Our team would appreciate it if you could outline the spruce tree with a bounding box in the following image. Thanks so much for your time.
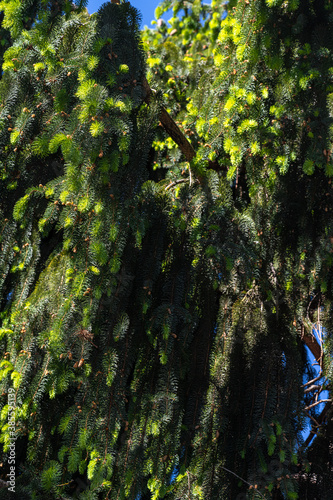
[0,0,332,499]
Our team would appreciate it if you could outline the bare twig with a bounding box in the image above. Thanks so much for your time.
[303,409,321,428]
[303,401,330,448]
[165,179,189,191]
[304,384,322,394]
[304,399,331,411]
[186,470,191,500]
[221,465,266,499]
[301,373,322,387]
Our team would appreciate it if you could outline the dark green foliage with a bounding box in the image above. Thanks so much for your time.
[0,0,332,499]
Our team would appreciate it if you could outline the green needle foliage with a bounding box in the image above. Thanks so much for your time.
[0,0,332,498]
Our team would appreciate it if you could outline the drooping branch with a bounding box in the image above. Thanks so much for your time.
[142,72,332,461]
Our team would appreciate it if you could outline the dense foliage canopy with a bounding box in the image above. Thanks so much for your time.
[0,0,332,498]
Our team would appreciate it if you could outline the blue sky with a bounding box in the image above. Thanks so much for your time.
[86,0,160,28]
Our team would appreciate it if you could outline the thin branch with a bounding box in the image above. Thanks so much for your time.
[165,179,189,191]
[221,465,267,499]
[301,373,322,387]
[302,401,330,448]
[303,409,321,428]
[304,399,331,411]
[303,428,318,449]
[186,470,191,500]
[304,384,322,394]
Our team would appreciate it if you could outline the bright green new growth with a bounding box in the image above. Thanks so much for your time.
[0,0,333,498]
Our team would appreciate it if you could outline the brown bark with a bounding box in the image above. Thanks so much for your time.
[159,107,196,162]
[301,330,322,361]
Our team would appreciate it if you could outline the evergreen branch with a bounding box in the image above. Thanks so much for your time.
[1,0,333,496]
